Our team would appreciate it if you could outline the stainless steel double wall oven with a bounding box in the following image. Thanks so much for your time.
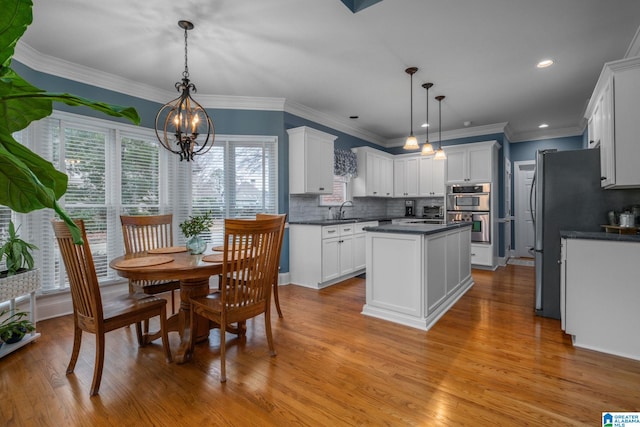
[446,183,491,243]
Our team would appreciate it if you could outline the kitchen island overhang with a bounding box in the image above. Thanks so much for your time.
[361,222,474,331]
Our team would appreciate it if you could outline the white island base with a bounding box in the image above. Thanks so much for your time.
[362,223,474,331]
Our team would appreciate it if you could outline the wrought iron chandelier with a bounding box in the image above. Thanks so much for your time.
[155,20,214,161]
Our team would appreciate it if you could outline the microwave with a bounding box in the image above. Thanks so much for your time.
[447,183,490,212]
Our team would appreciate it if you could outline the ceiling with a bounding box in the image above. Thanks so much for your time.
[15,0,640,146]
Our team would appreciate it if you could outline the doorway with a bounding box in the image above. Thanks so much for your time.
[514,161,535,258]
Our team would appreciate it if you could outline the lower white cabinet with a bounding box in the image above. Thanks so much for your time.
[290,221,378,289]
[561,237,640,361]
[470,243,493,267]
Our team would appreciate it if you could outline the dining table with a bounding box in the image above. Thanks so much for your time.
[109,248,227,363]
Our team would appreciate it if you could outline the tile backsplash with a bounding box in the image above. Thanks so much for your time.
[289,195,444,221]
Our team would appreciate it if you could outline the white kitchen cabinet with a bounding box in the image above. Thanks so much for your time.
[321,223,355,282]
[287,126,336,194]
[470,243,492,267]
[352,147,394,197]
[393,157,419,197]
[561,236,640,361]
[418,155,445,197]
[585,57,640,188]
[290,221,378,289]
[353,221,376,271]
[444,141,496,184]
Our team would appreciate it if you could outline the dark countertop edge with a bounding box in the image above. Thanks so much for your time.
[363,222,472,235]
[289,216,397,225]
[560,230,640,243]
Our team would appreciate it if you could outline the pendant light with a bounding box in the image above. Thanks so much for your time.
[403,67,419,150]
[434,95,447,160]
[421,83,434,155]
[155,20,214,162]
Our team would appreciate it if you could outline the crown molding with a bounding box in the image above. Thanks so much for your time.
[13,41,175,103]
[13,41,385,143]
[283,99,387,145]
[385,122,508,148]
[13,41,287,111]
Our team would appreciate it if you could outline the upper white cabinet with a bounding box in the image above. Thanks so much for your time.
[393,157,419,197]
[585,57,640,188]
[418,155,445,197]
[352,147,394,197]
[288,126,336,194]
[444,141,498,184]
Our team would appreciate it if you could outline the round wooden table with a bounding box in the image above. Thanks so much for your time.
[109,251,223,363]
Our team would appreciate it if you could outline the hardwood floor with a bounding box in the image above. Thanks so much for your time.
[1,265,639,426]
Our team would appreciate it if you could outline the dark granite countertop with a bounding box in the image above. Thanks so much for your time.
[560,230,640,243]
[289,216,397,226]
[363,222,472,236]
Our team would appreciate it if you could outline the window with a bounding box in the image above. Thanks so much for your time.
[319,175,349,206]
[14,111,278,293]
[30,113,163,291]
[190,136,278,247]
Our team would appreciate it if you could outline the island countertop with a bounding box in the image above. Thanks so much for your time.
[363,222,472,235]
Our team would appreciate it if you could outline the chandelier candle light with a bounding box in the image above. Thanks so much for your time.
[155,20,214,161]
[403,67,419,150]
[421,82,434,155]
[434,95,447,160]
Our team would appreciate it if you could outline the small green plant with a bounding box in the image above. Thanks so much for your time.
[0,220,38,276]
[0,310,35,343]
[179,210,214,238]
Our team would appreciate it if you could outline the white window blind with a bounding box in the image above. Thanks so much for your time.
[26,112,164,292]
[190,136,278,247]
[121,135,160,215]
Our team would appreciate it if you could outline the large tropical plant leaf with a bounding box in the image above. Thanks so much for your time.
[0,0,142,244]
[0,0,32,68]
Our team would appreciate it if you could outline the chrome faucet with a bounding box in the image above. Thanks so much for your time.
[338,200,353,219]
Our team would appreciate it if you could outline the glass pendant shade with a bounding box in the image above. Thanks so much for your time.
[421,142,434,155]
[403,67,419,150]
[434,147,447,160]
[404,134,419,150]
[155,20,214,162]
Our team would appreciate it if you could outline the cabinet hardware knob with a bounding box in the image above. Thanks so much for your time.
[600,177,606,181]
[319,187,325,190]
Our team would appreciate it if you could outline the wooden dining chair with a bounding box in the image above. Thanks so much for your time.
[120,214,180,315]
[52,219,172,396]
[188,217,282,382]
[256,213,287,318]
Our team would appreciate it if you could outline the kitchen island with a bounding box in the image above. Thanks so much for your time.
[361,222,473,331]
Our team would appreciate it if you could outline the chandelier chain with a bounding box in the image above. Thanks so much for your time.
[183,25,189,79]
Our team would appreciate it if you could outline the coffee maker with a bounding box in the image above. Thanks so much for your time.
[405,200,415,217]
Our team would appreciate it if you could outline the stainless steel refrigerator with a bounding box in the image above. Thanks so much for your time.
[531,148,640,319]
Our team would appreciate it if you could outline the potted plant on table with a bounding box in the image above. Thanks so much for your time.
[180,210,214,254]
[0,309,35,346]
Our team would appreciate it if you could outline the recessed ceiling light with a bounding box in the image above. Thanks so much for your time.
[421,122,429,128]
[539,123,549,128]
[537,59,554,68]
